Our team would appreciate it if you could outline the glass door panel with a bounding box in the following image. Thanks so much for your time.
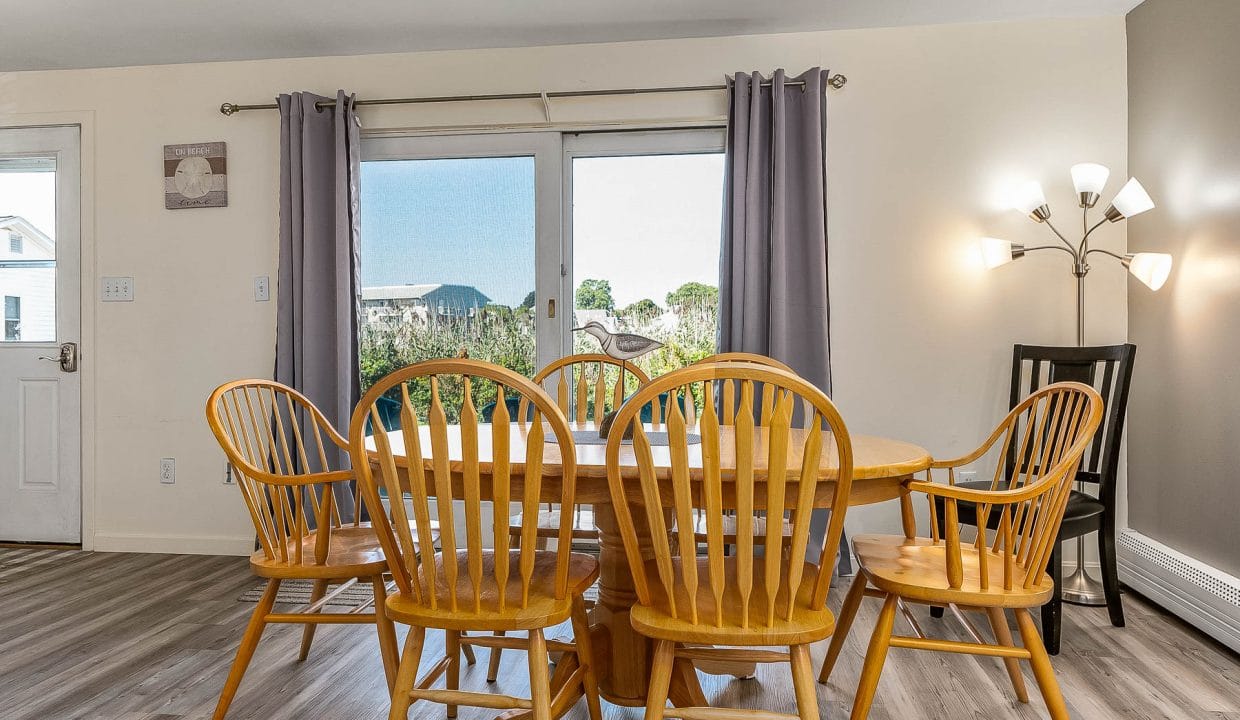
[0,156,57,343]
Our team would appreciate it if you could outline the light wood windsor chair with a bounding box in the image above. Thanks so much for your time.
[485,354,649,680]
[351,359,602,720]
[205,379,402,720]
[818,382,1104,720]
[606,362,855,720]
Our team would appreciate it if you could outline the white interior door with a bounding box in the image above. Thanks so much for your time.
[0,126,81,544]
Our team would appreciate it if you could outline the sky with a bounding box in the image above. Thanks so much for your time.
[0,170,57,240]
[359,152,723,309]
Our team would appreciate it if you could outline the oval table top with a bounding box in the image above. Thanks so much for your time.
[369,422,932,506]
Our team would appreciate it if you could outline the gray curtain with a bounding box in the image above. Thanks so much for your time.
[276,90,362,522]
[719,68,846,570]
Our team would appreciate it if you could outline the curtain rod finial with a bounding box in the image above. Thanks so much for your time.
[219,102,239,116]
[828,74,847,90]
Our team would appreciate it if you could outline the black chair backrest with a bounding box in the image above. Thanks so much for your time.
[1008,344,1136,508]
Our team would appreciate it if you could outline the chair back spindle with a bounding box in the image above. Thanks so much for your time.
[351,359,578,619]
[606,363,853,630]
[205,380,358,569]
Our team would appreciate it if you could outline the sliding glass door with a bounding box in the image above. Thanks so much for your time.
[358,128,725,389]
[562,130,725,376]
[359,133,563,392]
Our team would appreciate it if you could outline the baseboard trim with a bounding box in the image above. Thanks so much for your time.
[92,532,253,556]
[1118,529,1240,654]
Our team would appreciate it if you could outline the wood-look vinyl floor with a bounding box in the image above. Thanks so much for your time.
[0,548,1237,719]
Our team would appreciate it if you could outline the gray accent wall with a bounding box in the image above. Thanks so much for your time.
[1127,0,1240,576]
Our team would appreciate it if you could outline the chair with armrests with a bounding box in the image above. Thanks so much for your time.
[819,382,1103,720]
[205,379,403,719]
[351,359,601,720]
[608,361,855,720]
[929,343,1135,654]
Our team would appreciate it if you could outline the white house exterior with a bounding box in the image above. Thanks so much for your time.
[0,216,55,342]
[361,283,491,325]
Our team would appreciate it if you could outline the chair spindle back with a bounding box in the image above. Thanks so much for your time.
[350,359,578,616]
[606,362,853,628]
[923,382,1103,592]
[206,380,358,567]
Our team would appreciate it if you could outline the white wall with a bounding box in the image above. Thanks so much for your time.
[0,17,1129,554]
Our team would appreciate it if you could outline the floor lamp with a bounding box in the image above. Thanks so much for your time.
[977,163,1172,605]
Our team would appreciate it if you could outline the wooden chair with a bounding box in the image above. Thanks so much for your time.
[205,379,401,720]
[929,343,1135,654]
[606,362,855,720]
[819,382,1104,720]
[350,359,602,720]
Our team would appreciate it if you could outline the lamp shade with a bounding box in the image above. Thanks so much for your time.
[979,237,1023,269]
[1013,181,1048,214]
[1070,163,1110,194]
[1126,252,1173,291]
[1109,178,1155,219]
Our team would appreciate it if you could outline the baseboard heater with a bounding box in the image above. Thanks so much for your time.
[1118,529,1240,654]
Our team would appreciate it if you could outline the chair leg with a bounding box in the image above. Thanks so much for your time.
[645,639,676,720]
[985,607,1029,704]
[570,595,603,720]
[849,594,898,720]
[459,632,477,665]
[298,579,329,662]
[486,631,506,683]
[527,629,553,720]
[446,631,461,718]
[371,576,399,693]
[790,644,821,720]
[1015,608,1070,720]
[214,579,280,720]
[819,571,867,684]
[1042,541,1063,655]
[1099,513,1125,628]
[388,626,426,720]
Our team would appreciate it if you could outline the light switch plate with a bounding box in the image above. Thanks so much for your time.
[101,276,134,302]
[254,276,270,302]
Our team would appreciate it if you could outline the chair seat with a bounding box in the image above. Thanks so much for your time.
[940,481,1105,538]
[853,533,1054,608]
[249,526,390,580]
[385,549,599,631]
[629,556,834,646]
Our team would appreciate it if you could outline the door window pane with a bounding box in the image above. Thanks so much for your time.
[571,153,724,378]
[359,156,537,420]
[0,157,56,343]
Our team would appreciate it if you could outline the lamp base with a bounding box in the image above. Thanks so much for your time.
[1061,562,1108,606]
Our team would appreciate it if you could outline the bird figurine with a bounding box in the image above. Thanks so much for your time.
[572,321,664,361]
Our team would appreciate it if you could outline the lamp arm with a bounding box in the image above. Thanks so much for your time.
[1085,247,1127,262]
[1041,218,1079,255]
[1026,244,1078,258]
[1079,217,1109,254]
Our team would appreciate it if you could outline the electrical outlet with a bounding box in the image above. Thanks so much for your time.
[101,276,134,302]
[160,457,175,484]
[958,470,978,484]
[223,463,236,485]
[254,275,270,302]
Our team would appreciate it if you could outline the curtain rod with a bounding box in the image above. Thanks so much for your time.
[218,74,847,116]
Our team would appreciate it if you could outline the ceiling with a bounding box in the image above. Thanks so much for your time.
[2,0,1143,72]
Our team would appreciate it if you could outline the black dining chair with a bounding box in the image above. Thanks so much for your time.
[930,343,1135,654]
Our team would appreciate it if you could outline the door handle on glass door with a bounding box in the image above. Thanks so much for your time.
[37,342,78,373]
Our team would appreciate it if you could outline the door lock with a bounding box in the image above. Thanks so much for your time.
[38,342,78,373]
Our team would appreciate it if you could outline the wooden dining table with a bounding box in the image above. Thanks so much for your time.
[370,421,931,712]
